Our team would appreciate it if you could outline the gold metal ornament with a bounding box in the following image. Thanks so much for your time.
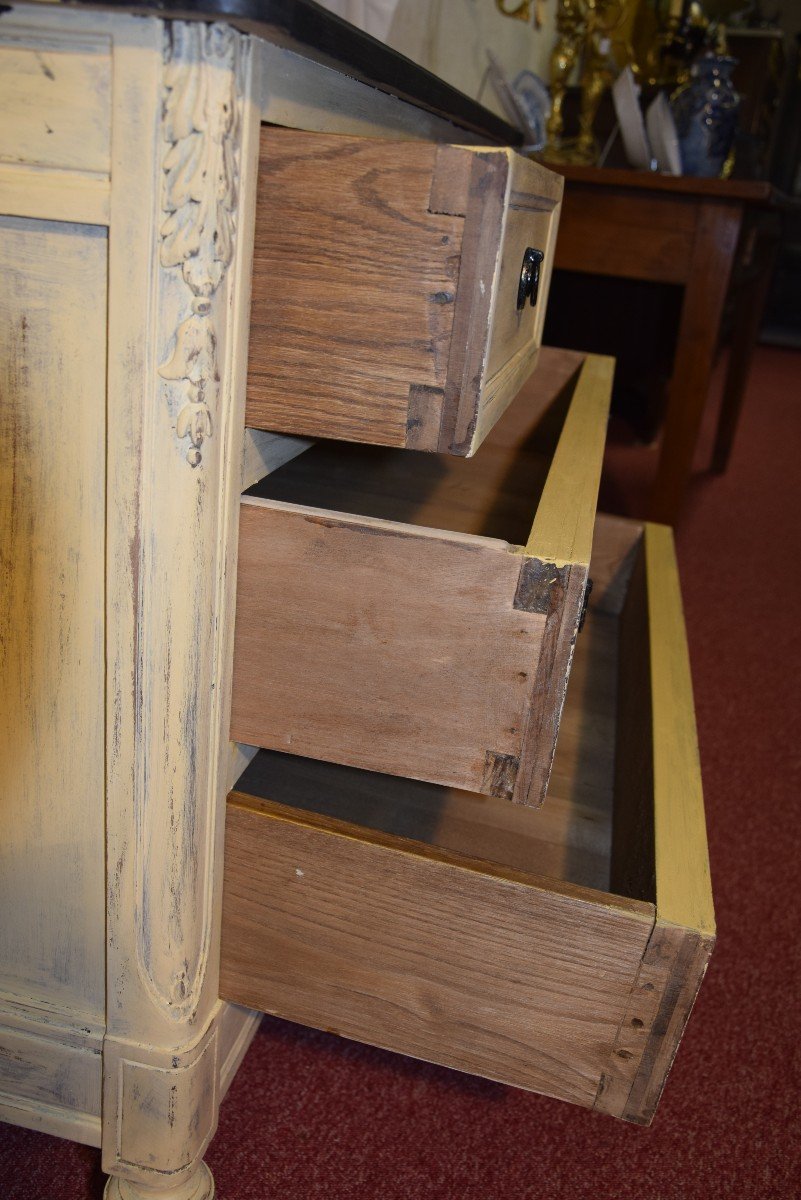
[545,0,634,163]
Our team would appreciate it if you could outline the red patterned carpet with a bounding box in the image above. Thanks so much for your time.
[2,346,800,1199]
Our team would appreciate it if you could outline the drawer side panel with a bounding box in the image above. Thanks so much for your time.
[231,501,545,796]
[247,130,462,446]
[221,798,654,1109]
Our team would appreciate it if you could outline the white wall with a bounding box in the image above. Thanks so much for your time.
[317,0,555,119]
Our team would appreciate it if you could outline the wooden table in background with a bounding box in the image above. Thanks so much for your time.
[546,165,781,524]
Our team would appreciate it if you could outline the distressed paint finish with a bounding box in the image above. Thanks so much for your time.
[100,15,262,1197]
[0,214,107,1139]
[0,2,713,1191]
[0,214,107,1018]
[133,18,244,1019]
[0,29,111,174]
[0,4,497,1189]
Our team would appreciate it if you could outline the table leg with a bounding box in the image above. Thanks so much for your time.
[710,227,779,474]
[648,202,743,524]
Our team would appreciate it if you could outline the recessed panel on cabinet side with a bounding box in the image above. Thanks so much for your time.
[0,216,107,1030]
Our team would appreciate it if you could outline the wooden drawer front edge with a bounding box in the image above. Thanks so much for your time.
[599,520,714,1123]
[222,519,714,1123]
[428,143,563,456]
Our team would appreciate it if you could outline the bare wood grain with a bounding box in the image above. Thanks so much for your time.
[221,791,653,1109]
[242,347,577,544]
[247,130,562,455]
[223,517,713,1123]
[431,148,562,454]
[507,353,613,804]
[225,598,619,892]
[620,924,713,1123]
[436,146,509,453]
[512,561,588,807]
[231,500,546,796]
[588,513,644,616]
[247,130,461,446]
[233,350,608,803]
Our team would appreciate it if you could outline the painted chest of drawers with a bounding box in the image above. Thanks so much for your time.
[0,3,713,1197]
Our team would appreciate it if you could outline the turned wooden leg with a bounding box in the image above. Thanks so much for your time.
[104,1163,214,1200]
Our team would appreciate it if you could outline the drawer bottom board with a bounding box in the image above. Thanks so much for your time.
[221,519,714,1124]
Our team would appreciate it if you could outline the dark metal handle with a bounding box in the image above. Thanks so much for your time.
[517,246,544,311]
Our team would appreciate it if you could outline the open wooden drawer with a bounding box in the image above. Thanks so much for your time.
[221,515,714,1124]
[246,128,563,456]
[231,349,610,808]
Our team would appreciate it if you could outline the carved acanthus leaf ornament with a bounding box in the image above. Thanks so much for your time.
[158,21,240,467]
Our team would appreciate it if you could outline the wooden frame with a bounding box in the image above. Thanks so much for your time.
[231,348,611,807]
[222,514,715,1125]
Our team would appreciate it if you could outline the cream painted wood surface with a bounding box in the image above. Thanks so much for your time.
[527,354,614,568]
[482,160,563,385]
[0,31,111,174]
[646,523,714,937]
[0,165,110,225]
[0,214,107,1140]
[1,4,514,1192]
[100,17,264,1197]
[257,38,482,143]
[0,1000,102,1147]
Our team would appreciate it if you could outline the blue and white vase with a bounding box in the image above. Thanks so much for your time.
[671,54,740,178]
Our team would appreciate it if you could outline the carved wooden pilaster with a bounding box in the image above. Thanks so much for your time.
[103,17,261,1194]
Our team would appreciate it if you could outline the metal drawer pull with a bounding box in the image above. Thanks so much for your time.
[517,246,544,310]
